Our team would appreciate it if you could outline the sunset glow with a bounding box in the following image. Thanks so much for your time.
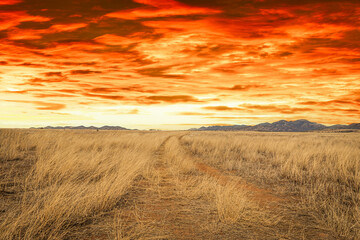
[1,0,359,129]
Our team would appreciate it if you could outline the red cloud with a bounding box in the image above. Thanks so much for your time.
[90,87,117,93]
[2,0,360,127]
[217,84,266,91]
[8,28,44,40]
[106,0,221,20]
[70,70,102,75]
[94,34,139,46]
[0,11,51,31]
[145,95,201,103]
[0,0,22,5]
[134,0,179,8]
[50,23,88,32]
[7,22,88,40]
[43,72,63,77]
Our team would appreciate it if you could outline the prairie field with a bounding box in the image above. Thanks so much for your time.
[0,129,359,239]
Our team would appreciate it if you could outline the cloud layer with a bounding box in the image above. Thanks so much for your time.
[1,0,359,128]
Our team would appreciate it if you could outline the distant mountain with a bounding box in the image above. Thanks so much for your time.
[190,120,360,132]
[99,126,129,130]
[348,123,360,129]
[327,124,348,129]
[32,125,130,130]
[194,125,248,131]
[251,119,326,132]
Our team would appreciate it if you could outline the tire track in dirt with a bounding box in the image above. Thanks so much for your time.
[177,134,284,207]
[112,134,222,239]
[195,162,284,206]
[177,134,334,240]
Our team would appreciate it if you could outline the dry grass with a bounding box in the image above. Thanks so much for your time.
[1,129,359,239]
[180,131,360,239]
[0,129,170,239]
[215,182,251,224]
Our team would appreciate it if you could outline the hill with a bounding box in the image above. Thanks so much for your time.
[191,119,360,132]
[32,125,130,130]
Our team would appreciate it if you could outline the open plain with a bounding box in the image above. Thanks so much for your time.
[0,129,359,239]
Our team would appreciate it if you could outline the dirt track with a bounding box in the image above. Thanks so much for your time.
[105,134,334,239]
[111,135,222,239]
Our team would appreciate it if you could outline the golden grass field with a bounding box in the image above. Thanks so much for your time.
[0,129,359,239]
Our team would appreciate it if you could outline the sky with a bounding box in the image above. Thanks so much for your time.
[0,0,359,129]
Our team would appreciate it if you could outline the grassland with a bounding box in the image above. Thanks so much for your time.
[0,129,359,239]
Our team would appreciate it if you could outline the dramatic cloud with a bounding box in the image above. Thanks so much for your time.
[0,11,51,31]
[217,84,266,91]
[1,0,360,128]
[6,100,66,110]
[145,95,201,103]
[70,70,102,75]
[49,23,88,32]
[105,0,222,20]
[0,0,22,5]
[43,72,63,77]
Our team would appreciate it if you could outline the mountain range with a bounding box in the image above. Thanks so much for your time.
[31,120,360,132]
[190,120,360,132]
[32,125,130,130]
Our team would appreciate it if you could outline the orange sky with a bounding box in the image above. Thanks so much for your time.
[1,0,359,129]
